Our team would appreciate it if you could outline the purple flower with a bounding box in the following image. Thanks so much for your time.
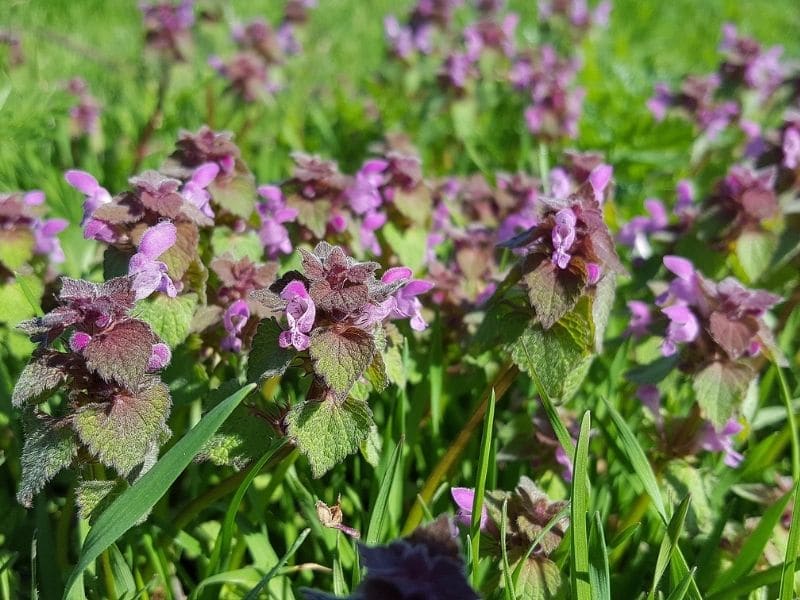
[440,52,475,90]
[33,218,68,263]
[699,420,743,467]
[675,179,695,219]
[221,299,250,352]
[278,280,316,351]
[647,83,672,121]
[549,167,571,199]
[637,385,661,418]
[661,304,700,356]
[64,170,115,242]
[128,221,178,301]
[69,331,92,353]
[450,487,488,530]
[257,185,298,258]
[381,267,434,331]
[554,446,574,482]
[360,210,387,256]
[551,207,577,269]
[346,159,387,214]
[589,164,613,204]
[626,300,652,338]
[783,126,800,170]
[182,162,219,219]
[148,342,172,370]
[618,198,668,258]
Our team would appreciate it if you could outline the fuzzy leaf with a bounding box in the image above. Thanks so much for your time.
[309,327,376,397]
[693,361,754,427]
[17,414,78,507]
[200,404,275,469]
[286,397,374,477]
[289,196,331,239]
[133,293,197,348]
[210,172,256,218]
[736,230,776,284]
[382,222,427,272]
[0,228,35,270]
[591,273,616,352]
[84,319,157,387]
[73,380,171,476]
[160,221,200,280]
[247,318,297,383]
[708,312,758,360]
[513,558,562,600]
[364,351,389,393]
[75,479,126,522]
[12,353,67,407]
[525,259,584,329]
[511,300,593,401]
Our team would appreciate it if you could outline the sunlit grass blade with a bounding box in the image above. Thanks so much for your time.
[195,568,262,594]
[429,309,443,438]
[201,439,286,593]
[365,437,404,545]
[588,512,610,600]
[108,544,136,599]
[775,363,800,481]
[500,499,515,600]
[707,559,800,599]
[571,411,591,600]
[708,488,792,593]
[602,398,701,600]
[246,528,310,600]
[471,389,496,588]
[648,496,690,600]
[665,567,697,600]
[609,522,640,549]
[62,383,256,600]
[779,480,800,600]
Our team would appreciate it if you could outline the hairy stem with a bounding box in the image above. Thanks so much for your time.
[402,361,519,535]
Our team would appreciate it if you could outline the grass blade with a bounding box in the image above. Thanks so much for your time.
[62,383,256,599]
[202,439,286,590]
[649,496,690,599]
[571,411,592,600]
[779,480,800,600]
[512,504,571,589]
[708,488,792,593]
[470,389,497,588]
[500,499,515,600]
[665,567,697,600]
[588,512,610,600]
[244,528,311,600]
[365,437,404,545]
[775,363,800,481]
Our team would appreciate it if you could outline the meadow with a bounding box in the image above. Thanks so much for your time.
[1,0,800,598]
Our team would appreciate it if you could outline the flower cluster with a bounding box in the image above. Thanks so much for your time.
[66,77,101,138]
[140,0,195,61]
[13,277,172,506]
[209,4,313,103]
[0,190,67,275]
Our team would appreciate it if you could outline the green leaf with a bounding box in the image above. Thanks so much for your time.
[571,412,592,600]
[0,274,44,324]
[500,500,515,600]
[693,361,754,427]
[525,260,584,330]
[365,437,404,545]
[108,544,136,598]
[779,481,800,600]
[200,404,276,469]
[246,318,297,384]
[132,293,197,348]
[0,228,35,270]
[73,380,171,476]
[649,496,690,599]
[288,197,331,239]
[17,413,78,507]
[381,222,427,272]
[309,327,376,397]
[709,489,792,593]
[590,273,616,353]
[514,558,562,600]
[588,512,610,600]
[210,228,264,262]
[12,354,67,407]
[735,230,776,284]
[626,355,679,385]
[62,383,256,599]
[512,295,593,404]
[209,172,257,219]
[286,397,375,477]
[75,480,125,522]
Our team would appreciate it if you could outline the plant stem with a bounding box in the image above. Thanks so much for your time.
[100,543,117,600]
[401,362,519,535]
[776,363,800,482]
[133,64,171,172]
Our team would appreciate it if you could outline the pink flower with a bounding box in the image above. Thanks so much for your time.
[182,162,219,219]
[783,127,800,170]
[661,304,700,356]
[699,420,743,467]
[554,446,574,482]
[278,281,316,351]
[551,207,577,269]
[626,300,651,338]
[222,299,250,352]
[257,185,298,258]
[346,159,387,215]
[33,218,68,263]
[65,170,115,242]
[381,267,434,331]
[148,343,172,370]
[360,210,387,256]
[451,487,488,530]
[128,222,178,300]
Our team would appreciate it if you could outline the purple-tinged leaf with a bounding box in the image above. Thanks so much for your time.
[84,320,157,387]
[309,327,376,397]
[17,412,78,507]
[12,352,69,407]
[708,311,759,359]
[524,257,585,330]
